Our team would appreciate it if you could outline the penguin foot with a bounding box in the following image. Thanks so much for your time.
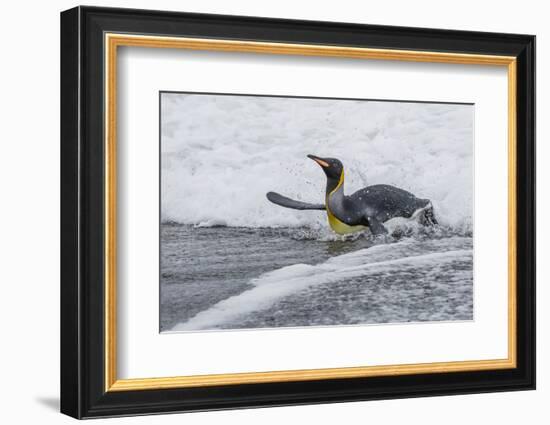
[419,203,438,226]
[411,202,438,227]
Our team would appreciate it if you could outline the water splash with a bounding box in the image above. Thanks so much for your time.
[161,94,473,232]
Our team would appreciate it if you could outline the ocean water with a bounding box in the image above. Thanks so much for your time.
[161,225,473,332]
[160,93,474,332]
[161,94,473,230]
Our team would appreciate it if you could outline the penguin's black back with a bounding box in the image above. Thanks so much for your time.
[347,184,430,223]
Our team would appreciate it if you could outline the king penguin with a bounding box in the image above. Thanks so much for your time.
[266,154,437,236]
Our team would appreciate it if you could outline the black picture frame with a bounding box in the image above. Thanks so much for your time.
[61,5,535,419]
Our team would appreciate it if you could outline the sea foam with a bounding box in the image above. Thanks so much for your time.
[161,94,473,230]
[171,237,473,331]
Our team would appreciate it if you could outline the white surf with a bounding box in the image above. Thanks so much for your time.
[171,237,473,331]
[161,94,473,232]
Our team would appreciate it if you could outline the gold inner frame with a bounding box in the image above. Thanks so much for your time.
[104,33,517,392]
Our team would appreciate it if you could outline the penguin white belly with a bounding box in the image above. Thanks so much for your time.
[325,169,368,235]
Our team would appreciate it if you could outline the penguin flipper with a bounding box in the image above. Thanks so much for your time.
[366,216,388,236]
[266,192,326,210]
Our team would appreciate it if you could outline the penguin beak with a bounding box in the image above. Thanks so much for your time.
[307,154,329,168]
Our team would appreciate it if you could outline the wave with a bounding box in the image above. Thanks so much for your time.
[161,93,473,231]
[170,237,473,332]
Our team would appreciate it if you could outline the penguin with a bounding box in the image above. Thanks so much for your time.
[266,154,437,236]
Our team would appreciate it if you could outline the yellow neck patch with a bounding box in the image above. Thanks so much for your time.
[325,170,368,235]
[326,209,368,235]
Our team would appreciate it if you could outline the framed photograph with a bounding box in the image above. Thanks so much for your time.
[60,6,535,419]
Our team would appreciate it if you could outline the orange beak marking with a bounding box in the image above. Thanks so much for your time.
[313,158,330,168]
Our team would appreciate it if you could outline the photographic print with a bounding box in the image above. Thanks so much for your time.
[160,92,474,333]
[61,9,535,416]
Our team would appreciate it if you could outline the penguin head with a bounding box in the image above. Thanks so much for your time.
[307,154,343,180]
